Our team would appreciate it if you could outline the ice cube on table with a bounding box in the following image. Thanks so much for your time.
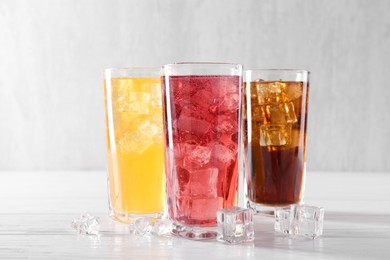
[259,124,291,146]
[274,204,325,239]
[151,219,173,236]
[189,167,219,197]
[295,205,325,239]
[71,213,100,235]
[134,217,152,236]
[217,207,254,244]
[274,206,294,235]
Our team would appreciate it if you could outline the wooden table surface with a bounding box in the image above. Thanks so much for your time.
[0,171,389,259]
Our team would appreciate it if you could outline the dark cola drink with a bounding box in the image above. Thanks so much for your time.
[244,78,309,209]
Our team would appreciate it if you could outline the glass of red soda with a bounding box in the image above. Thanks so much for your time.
[161,63,243,239]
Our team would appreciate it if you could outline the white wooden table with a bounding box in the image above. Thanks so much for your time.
[1,171,389,259]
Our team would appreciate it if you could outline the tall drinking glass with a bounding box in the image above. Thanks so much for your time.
[103,68,166,223]
[162,63,242,239]
[243,69,309,214]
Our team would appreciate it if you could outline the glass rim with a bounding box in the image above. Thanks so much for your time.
[163,62,242,68]
[104,67,161,73]
[245,68,310,74]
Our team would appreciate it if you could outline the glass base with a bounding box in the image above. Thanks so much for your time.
[247,201,275,216]
[248,201,301,217]
[109,209,164,223]
[171,222,218,240]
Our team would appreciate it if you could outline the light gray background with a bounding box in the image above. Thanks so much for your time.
[0,0,389,171]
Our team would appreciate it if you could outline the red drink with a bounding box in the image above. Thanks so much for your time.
[162,75,240,228]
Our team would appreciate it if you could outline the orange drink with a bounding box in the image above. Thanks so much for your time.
[104,68,165,223]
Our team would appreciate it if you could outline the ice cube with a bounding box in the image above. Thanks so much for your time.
[183,145,212,168]
[176,114,211,136]
[274,206,294,235]
[111,78,132,101]
[134,217,152,236]
[259,124,291,146]
[71,213,100,235]
[295,205,325,239]
[210,77,239,97]
[190,197,220,220]
[217,207,254,244]
[215,115,238,135]
[122,92,151,114]
[118,130,154,153]
[180,104,215,123]
[211,144,235,164]
[117,116,160,153]
[256,81,287,105]
[150,83,162,107]
[151,219,173,236]
[250,105,265,122]
[191,89,215,110]
[274,204,325,239]
[219,93,240,112]
[189,168,219,197]
[220,134,238,152]
[175,166,190,196]
[137,120,160,138]
[261,102,297,125]
[285,82,303,101]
